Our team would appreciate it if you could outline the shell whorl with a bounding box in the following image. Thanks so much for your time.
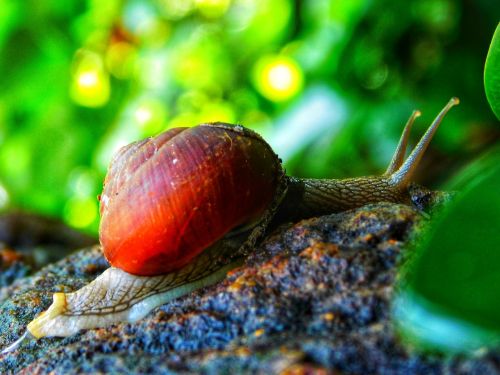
[99,123,282,276]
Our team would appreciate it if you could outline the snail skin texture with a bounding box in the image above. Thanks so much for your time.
[4,98,459,350]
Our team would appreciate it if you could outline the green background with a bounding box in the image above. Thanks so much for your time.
[0,0,498,233]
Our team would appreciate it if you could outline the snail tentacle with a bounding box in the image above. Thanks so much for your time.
[0,330,35,355]
[390,97,459,187]
[385,109,421,175]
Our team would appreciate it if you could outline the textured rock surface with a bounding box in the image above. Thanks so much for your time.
[0,199,498,374]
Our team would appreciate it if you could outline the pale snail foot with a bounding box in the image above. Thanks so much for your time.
[1,262,236,352]
[26,261,240,339]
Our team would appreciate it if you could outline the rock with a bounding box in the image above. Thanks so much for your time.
[0,211,97,289]
[0,200,498,374]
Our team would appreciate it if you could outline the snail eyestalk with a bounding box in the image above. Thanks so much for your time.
[385,110,421,175]
[390,97,460,187]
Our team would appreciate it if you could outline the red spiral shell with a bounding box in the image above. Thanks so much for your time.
[99,123,281,276]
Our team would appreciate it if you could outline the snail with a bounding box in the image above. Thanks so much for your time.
[2,97,459,353]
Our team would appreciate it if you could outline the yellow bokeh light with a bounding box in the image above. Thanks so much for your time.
[269,65,294,90]
[138,19,172,47]
[195,0,231,18]
[133,98,168,135]
[63,196,98,229]
[78,71,99,87]
[158,0,195,20]
[199,102,235,123]
[253,55,304,102]
[70,50,111,108]
[135,107,153,124]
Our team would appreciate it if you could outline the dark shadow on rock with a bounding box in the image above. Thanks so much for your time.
[0,211,98,289]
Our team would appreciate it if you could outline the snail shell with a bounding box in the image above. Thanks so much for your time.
[99,123,282,276]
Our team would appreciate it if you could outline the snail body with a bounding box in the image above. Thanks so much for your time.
[9,98,459,346]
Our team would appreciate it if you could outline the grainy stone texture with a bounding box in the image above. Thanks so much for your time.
[0,192,498,374]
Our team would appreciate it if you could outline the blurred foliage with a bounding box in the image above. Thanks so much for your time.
[0,0,498,234]
[485,23,500,120]
[394,147,500,354]
[394,26,500,354]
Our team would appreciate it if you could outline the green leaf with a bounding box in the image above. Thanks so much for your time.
[485,23,500,120]
[394,147,500,354]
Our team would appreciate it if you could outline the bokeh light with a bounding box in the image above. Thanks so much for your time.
[0,183,9,210]
[252,55,304,102]
[157,0,195,20]
[70,50,110,108]
[199,101,235,123]
[0,139,31,191]
[195,0,231,18]
[123,0,171,46]
[63,196,98,230]
[225,0,291,52]
[133,97,168,135]
[67,168,98,198]
[64,168,100,231]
